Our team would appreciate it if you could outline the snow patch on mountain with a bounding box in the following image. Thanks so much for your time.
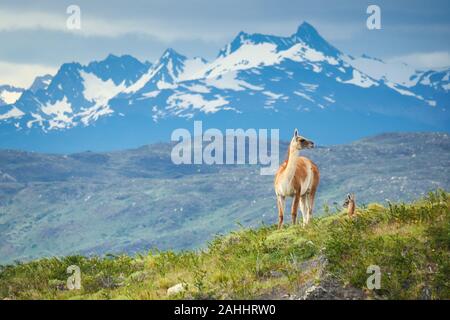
[79,104,114,125]
[285,43,339,65]
[300,83,318,92]
[81,71,127,107]
[157,80,177,90]
[41,96,74,130]
[177,57,208,81]
[0,86,24,105]
[343,55,421,87]
[385,82,418,97]
[167,93,229,114]
[339,69,378,88]
[205,71,263,91]
[0,106,24,120]
[263,91,283,99]
[0,90,22,105]
[142,90,161,98]
[183,84,210,93]
[41,96,72,116]
[324,96,335,103]
[205,43,280,78]
[27,113,44,129]
[124,64,164,94]
[294,91,315,102]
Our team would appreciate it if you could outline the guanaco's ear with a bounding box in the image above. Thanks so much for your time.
[294,128,298,137]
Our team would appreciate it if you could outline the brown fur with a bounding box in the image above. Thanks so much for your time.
[275,157,320,193]
[274,129,320,228]
[344,193,356,217]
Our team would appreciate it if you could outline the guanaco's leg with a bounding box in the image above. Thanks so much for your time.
[309,193,316,223]
[291,192,300,225]
[304,193,312,225]
[299,194,308,227]
[307,176,318,224]
[277,195,286,229]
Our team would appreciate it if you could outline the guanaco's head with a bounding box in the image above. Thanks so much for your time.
[343,193,355,207]
[290,128,314,151]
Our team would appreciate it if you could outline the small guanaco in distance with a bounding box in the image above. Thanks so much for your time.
[343,193,356,217]
[274,129,320,228]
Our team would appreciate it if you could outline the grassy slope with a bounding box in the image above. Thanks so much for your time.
[0,190,448,300]
[1,132,449,264]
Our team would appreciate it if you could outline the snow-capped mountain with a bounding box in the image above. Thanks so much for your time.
[123,48,207,95]
[2,54,149,131]
[0,22,448,152]
[0,75,53,108]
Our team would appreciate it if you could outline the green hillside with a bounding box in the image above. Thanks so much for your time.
[0,132,449,264]
[1,190,448,300]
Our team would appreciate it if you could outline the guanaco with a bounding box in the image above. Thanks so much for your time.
[274,129,320,228]
[343,193,356,217]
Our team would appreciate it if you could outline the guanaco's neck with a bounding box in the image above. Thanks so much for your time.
[284,145,299,178]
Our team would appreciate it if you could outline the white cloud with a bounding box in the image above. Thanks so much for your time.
[0,8,229,42]
[0,9,64,33]
[0,7,359,44]
[388,51,450,70]
[0,61,56,88]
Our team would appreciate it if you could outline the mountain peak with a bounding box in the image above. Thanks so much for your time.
[217,30,276,57]
[217,22,339,58]
[138,48,189,88]
[92,54,140,66]
[235,30,249,39]
[28,74,53,93]
[295,21,318,37]
[293,21,340,57]
[106,53,119,60]
[161,48,186,61]
[85,54,149,85]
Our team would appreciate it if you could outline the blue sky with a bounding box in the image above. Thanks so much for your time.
[0,0,449,87]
